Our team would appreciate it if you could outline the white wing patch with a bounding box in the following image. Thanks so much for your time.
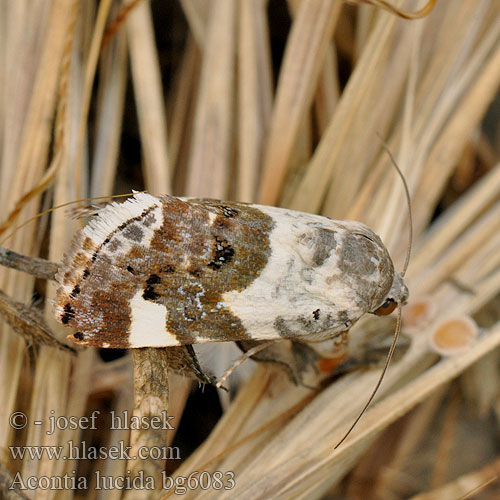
[128,289,180,347]
[82,192,160,246]
[222,206,363,342]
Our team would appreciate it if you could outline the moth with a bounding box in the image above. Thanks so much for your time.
[53,192,408,352]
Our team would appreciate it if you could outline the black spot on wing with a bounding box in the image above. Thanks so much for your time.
[61,303,75,324]
[146,274,161,285]
[143,274,161,301]
[208,237,235,270]
[220,206,238,217]
[145,197,274,344]
[143,287,160,301]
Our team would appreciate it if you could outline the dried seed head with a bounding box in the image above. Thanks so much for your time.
[429,316,479,356]
[402,296,436,332]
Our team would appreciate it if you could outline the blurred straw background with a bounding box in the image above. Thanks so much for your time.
[1,0,500,498]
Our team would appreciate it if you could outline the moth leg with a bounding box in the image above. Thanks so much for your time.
[316,330,350,374]
[350,331,411,368]
[236,340,321,389]
[312,330,389,382]
[164,345,223,389]
[318,321,411,378]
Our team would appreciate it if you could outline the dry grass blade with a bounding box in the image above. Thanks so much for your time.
[127,1,171,195]
[0,462,30,500]
[409,4,500,238]
[358,387,448,498]
[349,0,436,20]
[0,289,75,353]
[237,0,273,202]
[167,35,200,184]
[180,0,208,46]
[288,4,405,215]
[409,456,500,499]
[258,0,341,205]
[0,247,58,281]
[18,0,95,488]
[101,0,145,48]
[411,200,500,294]
[74,0,114,200]
[0,0,80,456]
[313,43,340,135]
[186,0,235,199]
[91,12,128,197]
[0,0,79,236]
[409,161,500,277]
[124,348,170,499]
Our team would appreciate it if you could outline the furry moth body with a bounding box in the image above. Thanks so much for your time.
[54,192,408,348]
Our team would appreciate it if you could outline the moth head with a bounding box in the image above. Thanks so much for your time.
[335,223,408,316]
[374,270,408,316]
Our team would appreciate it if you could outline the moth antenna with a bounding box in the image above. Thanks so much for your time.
[377,135,413,277]
[0,192,144,245]
[333,139,410,447]
[215,341,276,389]
[334,303,402,449]
[348,0,436,20]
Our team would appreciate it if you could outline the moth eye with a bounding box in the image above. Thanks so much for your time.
[374,298,397,316]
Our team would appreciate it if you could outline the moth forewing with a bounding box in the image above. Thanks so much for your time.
[53,193,408,350]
